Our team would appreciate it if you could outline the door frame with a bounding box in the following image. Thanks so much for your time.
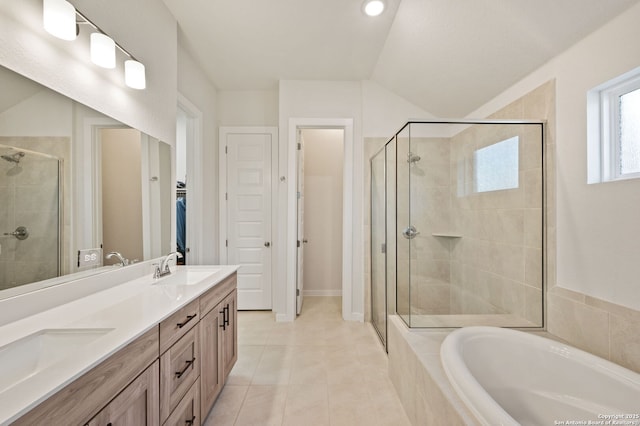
[219,126,279,308]
[177,94,204,264]
[287,118,354,321]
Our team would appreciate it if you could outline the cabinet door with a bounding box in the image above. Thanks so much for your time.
[199,306,223,418]
[221,289,238,378]
[87,360,159,426]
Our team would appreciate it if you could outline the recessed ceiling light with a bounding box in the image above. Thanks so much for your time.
[363,0,385,17]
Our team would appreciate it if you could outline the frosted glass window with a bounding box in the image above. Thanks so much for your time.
[619,88,640,175]
[474,136,519,193]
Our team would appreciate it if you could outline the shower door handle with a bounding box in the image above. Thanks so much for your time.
[402,225,420,240]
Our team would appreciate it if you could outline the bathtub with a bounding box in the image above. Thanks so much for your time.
[441,326,640,426]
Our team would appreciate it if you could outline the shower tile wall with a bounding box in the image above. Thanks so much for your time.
[0,137,69,291]
[448,124,543,325]
[405,138,452,316]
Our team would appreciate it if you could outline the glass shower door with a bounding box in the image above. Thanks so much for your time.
[371,148,387,346]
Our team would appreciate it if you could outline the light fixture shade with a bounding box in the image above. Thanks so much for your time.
[91,33,116,69]
[364,0,385,16]
[43,0,77,40]
[125,60,146,89]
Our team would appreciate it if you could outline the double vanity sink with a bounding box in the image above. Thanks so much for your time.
[0,328,114,395]
[0,265,237,425]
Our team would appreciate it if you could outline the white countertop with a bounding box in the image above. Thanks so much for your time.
[0,265,238,425]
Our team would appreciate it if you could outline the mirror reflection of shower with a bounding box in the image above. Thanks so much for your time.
[1,151,25,164]
[407,152,421,164]
[0,142,62,291]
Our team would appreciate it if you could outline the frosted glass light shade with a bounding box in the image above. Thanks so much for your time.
[43,0,77,40]
[363,0,385,16]
[125,60,146,89]
[91,33,116,68]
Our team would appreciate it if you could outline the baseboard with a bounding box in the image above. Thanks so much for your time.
[349,312,365,322]
[303,289,342,297]
[275,313,293,322]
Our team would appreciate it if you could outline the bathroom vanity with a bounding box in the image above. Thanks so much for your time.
[0,265,238,426]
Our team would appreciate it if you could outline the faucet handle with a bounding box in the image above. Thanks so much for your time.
[152,263,161,279]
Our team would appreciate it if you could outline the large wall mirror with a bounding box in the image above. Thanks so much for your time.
[0,64,172,300]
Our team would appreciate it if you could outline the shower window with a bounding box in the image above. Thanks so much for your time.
[473,136,519,193]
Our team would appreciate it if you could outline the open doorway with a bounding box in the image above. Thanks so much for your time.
[296,128,345,315]
[176,95,204,265]
[176,108,187,264]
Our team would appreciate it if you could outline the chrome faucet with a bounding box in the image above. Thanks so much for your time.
[106,251,128,267]
[154,251,183,278]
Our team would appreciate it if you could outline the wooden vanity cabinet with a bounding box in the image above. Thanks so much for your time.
[87,360,160,426]
[13,272,237,426]
[198,274,237,419]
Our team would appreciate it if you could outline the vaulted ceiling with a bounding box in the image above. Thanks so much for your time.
[163,0,640,117]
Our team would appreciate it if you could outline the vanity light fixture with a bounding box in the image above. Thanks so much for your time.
[363,0,385,17]
[124,60,146,89]
[43,0,77,40]
[42,1,147,89]
[90,33,116,68]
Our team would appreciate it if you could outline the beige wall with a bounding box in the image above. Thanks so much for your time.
[302,129,344,295]
[101,129,143,263]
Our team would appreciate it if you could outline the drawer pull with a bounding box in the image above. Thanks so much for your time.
[219,307,227,330]
[185,415,196,426]
[176,314,197,328]
[224,304,230,326]
[175,357,196,379]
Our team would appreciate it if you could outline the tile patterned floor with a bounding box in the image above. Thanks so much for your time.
[204,296,411,426]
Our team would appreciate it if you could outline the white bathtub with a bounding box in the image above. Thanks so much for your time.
[441,326,640,426]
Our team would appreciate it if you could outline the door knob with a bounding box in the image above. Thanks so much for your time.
[264,242,271,247]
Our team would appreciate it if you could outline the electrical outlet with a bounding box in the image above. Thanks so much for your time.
[78,248,102,268]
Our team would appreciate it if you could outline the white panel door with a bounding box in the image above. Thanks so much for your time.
[226,132,273,310]
[296,130,305,315]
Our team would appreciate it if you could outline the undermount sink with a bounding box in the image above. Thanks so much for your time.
[154,268,219,286]
[0,328,114,394]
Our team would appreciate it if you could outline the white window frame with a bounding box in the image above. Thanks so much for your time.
[588,67,640,183]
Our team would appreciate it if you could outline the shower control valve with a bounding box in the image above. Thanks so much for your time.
[3,226,29,240]
[402,225,420,240]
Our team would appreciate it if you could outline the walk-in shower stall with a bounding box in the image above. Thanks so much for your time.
[0,144,63,291]
[371,121,545,347]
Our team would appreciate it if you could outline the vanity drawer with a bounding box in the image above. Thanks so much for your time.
[160,324,200,422]
[163,377,201,426]
[160,298,200,354]
[199,273,236,316]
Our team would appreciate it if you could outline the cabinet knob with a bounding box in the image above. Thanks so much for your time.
[264,242,271,247]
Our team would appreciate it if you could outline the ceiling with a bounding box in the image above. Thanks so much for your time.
[163,0,640,117]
